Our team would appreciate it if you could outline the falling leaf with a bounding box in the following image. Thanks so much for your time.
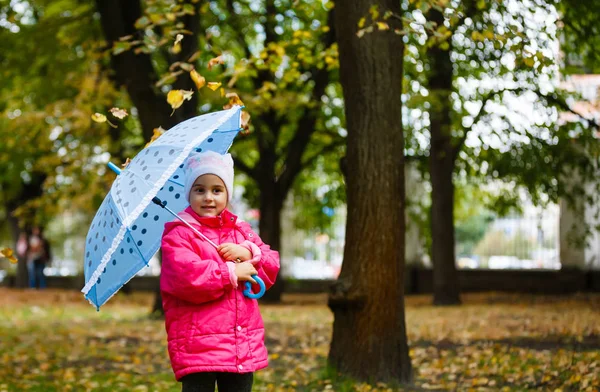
[358,17,366,29]
[240,110,251,133]
[376,22,390,31]
[167,89,194,113]
[91,113,107,123]
[223,92,244,110]
[207,82,221,91]
[0,248,18,264]
[188,51,201,63]
[173,34,184,54]
[181,90,194,101]
[109,108,129,120]
[91,113,117,128]
[179,63,194,72]
[207,56,224,70]
[144,127,165,148]
[369,4,379,20]
[190,69,206,89]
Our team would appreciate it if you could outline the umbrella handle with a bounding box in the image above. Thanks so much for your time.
[243,275,265,299]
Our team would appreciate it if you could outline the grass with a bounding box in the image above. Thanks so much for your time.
[0,289,599,391]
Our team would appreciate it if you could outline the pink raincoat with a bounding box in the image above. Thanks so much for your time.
[160,207,280,380]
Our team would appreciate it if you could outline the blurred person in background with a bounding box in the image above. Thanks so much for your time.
[26,227,51,289]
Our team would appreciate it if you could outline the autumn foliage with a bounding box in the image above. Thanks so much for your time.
[0,289,598,391]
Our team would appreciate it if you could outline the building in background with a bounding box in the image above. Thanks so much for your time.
[558,74,600,270]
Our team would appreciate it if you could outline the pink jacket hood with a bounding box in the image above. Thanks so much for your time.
[160,207,280,379]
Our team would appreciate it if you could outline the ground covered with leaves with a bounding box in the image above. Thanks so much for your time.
[0,289,598,391]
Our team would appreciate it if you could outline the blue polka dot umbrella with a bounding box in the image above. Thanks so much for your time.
[82,106,243,309]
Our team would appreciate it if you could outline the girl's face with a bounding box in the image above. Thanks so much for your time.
[189,174,228,217]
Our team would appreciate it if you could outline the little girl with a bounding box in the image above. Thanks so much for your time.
[160,150,280,392]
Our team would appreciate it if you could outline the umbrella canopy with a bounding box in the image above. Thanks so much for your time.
[82,106,242,308]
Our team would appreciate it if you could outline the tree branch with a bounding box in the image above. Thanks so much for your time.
[539,90,600,131]
[264,0,277,46]
[405,154,429,165]
[277,9,336,196]
[301,136,346,171]
[449,0,479,34]
[453,87,525,161]
[224,0,252,59]
[171,0,201,122]
[233,156,258,181]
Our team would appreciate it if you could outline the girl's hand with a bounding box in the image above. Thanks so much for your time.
[218,243,252,262]
[234,262,258,284]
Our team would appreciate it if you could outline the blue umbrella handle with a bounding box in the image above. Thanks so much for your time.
[243,275,265,299]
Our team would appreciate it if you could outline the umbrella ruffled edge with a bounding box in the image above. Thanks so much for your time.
[81,106,242,306]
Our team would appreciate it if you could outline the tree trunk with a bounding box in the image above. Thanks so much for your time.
[151,250,164,314]
[328,0,412,383]
[257,177,284,302]
[426,8,461,306]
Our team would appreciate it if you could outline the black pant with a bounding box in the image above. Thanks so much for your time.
[181,372,253,392]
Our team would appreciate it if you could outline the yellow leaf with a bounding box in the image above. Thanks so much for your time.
[358,17,366,29]
[207,55,224,70]
[167,90,184,109]
[172,43,181,54]
[523,57,535,67]
[377,22,390,30]
[0,248,18,264]
[109,107,128,119]
[190,69,206,89]
[91,113,107,123]
[369,4,379,20]
[91,113,117,128]
[166,13,176,22]
[223,92,244,109]
[220,87,225,97]
[483,29,495,40]
[167,89,194,112]
[144,127,165,148]
[207,82,221,91]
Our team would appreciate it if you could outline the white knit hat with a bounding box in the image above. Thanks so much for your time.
[183,151,234,203]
